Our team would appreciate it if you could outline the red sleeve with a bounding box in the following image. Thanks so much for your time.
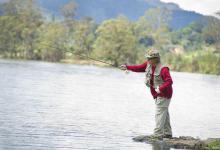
[126,61,148,72]
[159,67,173,92]
[150,86,158,99]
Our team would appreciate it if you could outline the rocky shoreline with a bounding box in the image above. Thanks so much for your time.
[133,135,220,149]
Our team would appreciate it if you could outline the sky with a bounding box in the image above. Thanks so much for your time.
[161,0,220,17]
[0,0,8,3]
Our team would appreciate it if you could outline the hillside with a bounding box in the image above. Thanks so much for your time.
[37,0,204,29]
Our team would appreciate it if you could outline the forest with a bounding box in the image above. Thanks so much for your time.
[0,0,220,74]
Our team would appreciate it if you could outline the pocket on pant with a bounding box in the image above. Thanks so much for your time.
[155,97,163,104]
[155,97,170,107]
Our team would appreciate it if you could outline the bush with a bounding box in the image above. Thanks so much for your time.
[163,48,220,75]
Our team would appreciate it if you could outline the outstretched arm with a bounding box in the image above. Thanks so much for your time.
[124,61,148,72]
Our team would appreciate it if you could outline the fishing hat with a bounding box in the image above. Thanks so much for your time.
[145,49,160,59]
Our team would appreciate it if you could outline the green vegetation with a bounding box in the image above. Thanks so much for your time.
[0,0,220,75]
[207,140,220,150]
[164,48,220,74]
[93,16,138,66]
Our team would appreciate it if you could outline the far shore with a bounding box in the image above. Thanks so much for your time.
[1,57,220,76]
[60,58,111,67]
[0,57,114,68]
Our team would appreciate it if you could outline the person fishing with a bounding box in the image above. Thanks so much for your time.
[120,49,173,139]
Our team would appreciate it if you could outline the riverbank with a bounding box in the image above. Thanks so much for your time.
[0,56,111,68]
[133,135,220,150]
[60,58,110,67]
[1,57,220,76]
[57,58,220,76]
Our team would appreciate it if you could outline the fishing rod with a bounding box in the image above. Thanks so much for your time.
[41,43,121,69]
[40,43,130,73]
[65,49,118,68]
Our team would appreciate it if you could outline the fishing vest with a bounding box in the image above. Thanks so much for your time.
[145,63,166,88]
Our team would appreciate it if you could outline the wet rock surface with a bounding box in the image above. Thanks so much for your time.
[133,135,220,149]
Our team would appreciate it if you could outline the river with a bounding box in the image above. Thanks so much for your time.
[0,59,219,150]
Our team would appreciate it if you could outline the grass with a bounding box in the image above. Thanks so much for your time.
[207,140,220,150]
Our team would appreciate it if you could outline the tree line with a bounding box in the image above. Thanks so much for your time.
[0,0,220,75]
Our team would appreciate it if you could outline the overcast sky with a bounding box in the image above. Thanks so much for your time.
[161,0,220,16]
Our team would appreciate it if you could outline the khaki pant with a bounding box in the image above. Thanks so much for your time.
[154,97,172,136]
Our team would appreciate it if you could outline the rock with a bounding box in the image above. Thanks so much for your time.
[132,135,220,149]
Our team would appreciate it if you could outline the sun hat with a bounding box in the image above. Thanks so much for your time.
[145,49,160,59]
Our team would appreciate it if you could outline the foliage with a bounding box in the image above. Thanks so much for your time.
[207,140,220,150]
[60,0,77,31]
[93,16,138,66]
[0,1,220,75]
[36,23,67,61]
[0,0,43,59]
[164,48,220,75]
[71,18,96,57]
[134,7,172,51]
[202,16,220,52]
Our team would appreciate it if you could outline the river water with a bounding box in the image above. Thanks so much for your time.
[0,59,219,150]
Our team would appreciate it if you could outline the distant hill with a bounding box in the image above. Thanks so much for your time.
[37,0,204,29]
[1,0,204,29]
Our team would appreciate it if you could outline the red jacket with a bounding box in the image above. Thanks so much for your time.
[126,61,173,99]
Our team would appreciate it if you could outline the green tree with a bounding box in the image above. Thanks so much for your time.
[203,16,220,52]
[93,16,138,66]
[0,0,42,59]
[134,7,172,52]
[36,23,67,61]
[0,15,18,57]
[171,22,205,51]
[60,0,77,31]
[71,18,96,57]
